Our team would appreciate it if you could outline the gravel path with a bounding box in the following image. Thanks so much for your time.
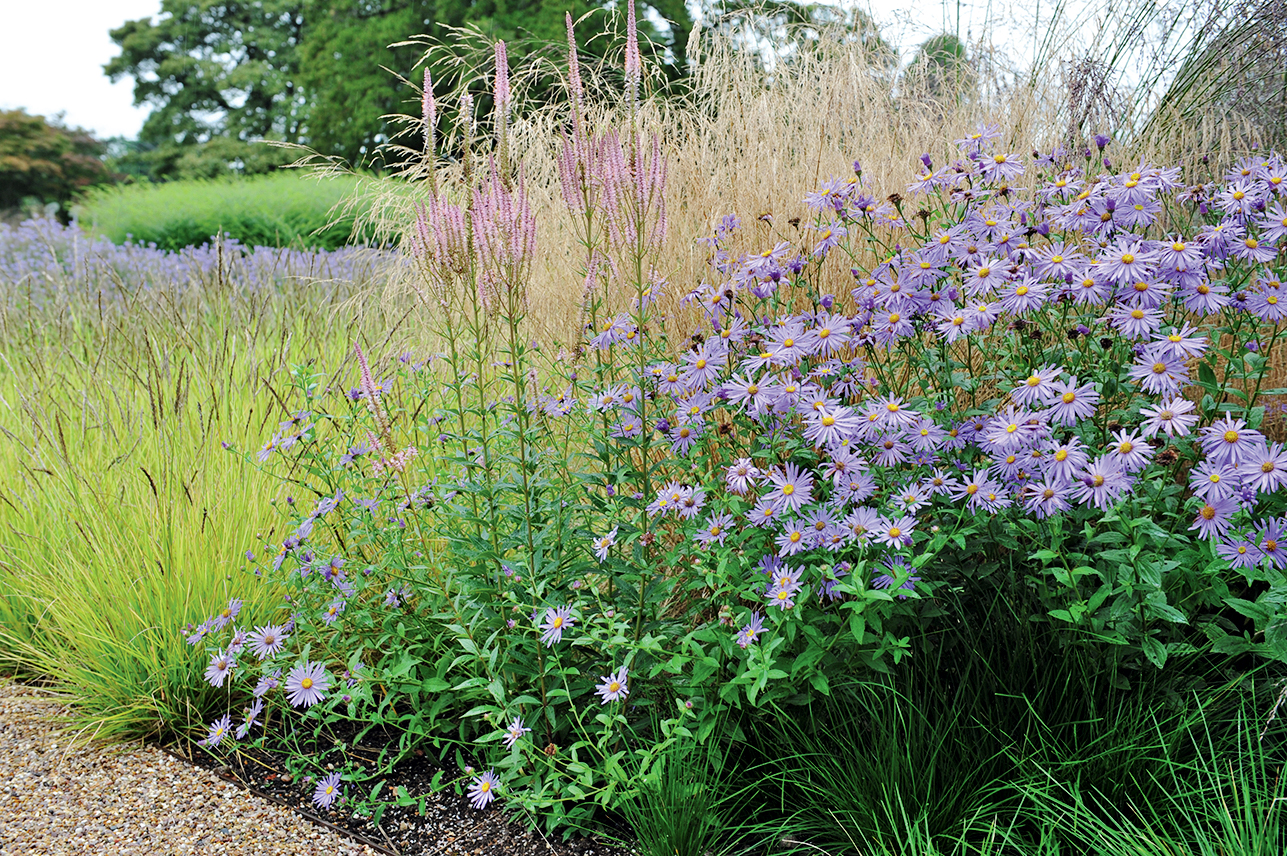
[0,683,380,856]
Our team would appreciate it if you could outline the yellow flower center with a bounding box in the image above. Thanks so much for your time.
[889,313,901,323]
[1246,238,1259,249]
[790,532,801,543]
[978,266,991,277]
[888,527,902,538]
[1016,285,1029,296]
[1200,505,1216,520]
[1092,475,1105,487]
[1131,309,1145,319]
[1051,254,1063,263]
[1121,253,1135,264]
[301,678,313,689]
[695,359,707,369]
[1223,430,1239,443]
[782,338,794,348]
[1120,442,1133,453]
[822,416,836,426]
[1061,391,1076,404]
[1263,462,1276,473]
[1172,242,1186,252]
[1055,450,1068,461]
[1153,362,1167,374]
[782,485,795,495]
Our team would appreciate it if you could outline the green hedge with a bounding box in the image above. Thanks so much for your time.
[76,172,371,250]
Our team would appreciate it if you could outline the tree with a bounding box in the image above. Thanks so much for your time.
[106,0,697,176]
[902,33,971,102]
[0,110,113,213]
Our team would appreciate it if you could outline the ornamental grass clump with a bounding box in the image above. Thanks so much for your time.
[189,6,1287,838]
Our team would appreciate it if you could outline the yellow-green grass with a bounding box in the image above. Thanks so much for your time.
[0,279,380,743]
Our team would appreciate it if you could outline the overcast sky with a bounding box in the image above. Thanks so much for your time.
[0,0,1065,141]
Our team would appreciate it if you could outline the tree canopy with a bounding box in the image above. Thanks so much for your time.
[106,0,696,178]
[0,110,113,213]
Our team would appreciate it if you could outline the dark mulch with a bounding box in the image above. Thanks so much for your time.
[168,719,630,856]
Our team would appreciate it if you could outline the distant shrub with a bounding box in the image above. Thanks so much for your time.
[77,172,374,250]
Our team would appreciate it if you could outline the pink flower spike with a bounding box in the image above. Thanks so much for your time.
[566,12,583,103]
[493,41,511,120]
[624,0,640,101]
[422,67,436,154]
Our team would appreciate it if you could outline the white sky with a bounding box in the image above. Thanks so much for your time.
[1,0,161,139]
[0,0,1087,141]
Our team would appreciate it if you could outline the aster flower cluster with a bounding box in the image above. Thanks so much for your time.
[556,136,1287,670]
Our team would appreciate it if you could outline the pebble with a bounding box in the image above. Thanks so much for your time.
[0,683,379,856]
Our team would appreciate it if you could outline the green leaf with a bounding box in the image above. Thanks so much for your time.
[1142,637,1167,669]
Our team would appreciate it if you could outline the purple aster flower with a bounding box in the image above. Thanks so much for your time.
[725,458,762,494]
[468,771,500,809]
[235,699,263,741]
[736,611,765,648]
[596,666,629,703]
[842,507,880,543]
[503,716,531,749]
[202,714,233,748]
[1110,304,1164,339]
[984,405,1047,451]
[1139,397,1199,438]
[1043,377,1100,426]
[1191,497,1239,541]
[592,527,617,562]
[1129,346,1190,397]
[680,341,726,390]
[803,404,861,448]
[1023,479,1073,519]
[321,599,346,625]
[1151,325,1209,361]
[746,500,781,528]
[1200,417,1264,468]
[285,661,330,708]
[980,151,1025,182]
[1097,240,1156,286]
[1255,518,1287,569]
[676,486,706,520]
[1217,537,1261,570]
[539,605,575,646]
[721,373,779,415]
[766,573,805,610]
[211,598,242,632]
[253,670,281,698]
[1239,441,1287,495]
[811,221,847,257]
[1071,457,1130,511]
[313,772,343,810]
[765,462,814,514]
[873,515,917,549]
[869,395,920,429]
[1108,430,1154,473]
[695,513,733,547]
[775,522,811,557]
[1031,243,1083,279]
[1190,460,1241,502]
[205,650,235,688]
[249,624,289,660]
[1247,287,1287,321]
[1011,364,1064,407]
